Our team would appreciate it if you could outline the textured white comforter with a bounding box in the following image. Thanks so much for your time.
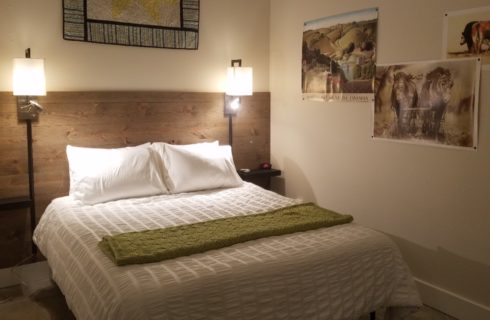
[34,183,420,320]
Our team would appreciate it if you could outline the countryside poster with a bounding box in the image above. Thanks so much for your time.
[302,8,378,103]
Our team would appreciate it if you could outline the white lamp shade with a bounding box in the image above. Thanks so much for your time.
[13,58,46,96]
[225,67,253,96]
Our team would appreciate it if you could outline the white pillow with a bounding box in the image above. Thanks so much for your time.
[66,144,167,205]
[151,141,219,159]
[160,143,243,193]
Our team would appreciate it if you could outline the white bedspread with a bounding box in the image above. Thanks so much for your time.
[34,183,420,320]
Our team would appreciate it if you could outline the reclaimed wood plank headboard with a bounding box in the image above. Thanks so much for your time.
[0,91,270,266]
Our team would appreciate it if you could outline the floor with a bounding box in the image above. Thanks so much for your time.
[0,285,75,320]
[0,285,457,320]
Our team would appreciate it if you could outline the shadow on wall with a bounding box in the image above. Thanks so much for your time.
[386,233,490,308]
[270,157,317,203]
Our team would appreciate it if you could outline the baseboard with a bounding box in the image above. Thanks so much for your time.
[0,267,20,288]
[414,277,490,320]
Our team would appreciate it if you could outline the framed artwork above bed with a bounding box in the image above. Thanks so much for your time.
[63,0,200,49]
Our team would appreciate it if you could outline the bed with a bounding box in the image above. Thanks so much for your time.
[33,142,420,319]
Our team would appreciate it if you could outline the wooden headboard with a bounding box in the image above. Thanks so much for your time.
[0,91,270,266]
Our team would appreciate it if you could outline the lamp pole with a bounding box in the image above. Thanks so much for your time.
[26,118,36,255]
[227,59,242,147]
[23,47,37,255]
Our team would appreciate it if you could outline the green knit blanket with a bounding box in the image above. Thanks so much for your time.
[98,203,353,266]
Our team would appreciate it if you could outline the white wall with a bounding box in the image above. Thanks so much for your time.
[0,0,270,92]
[270,0,490,319]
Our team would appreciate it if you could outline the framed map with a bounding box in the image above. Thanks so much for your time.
[63,0,200,49]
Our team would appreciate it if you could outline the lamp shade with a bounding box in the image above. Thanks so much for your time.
[225,66,253,96]
[13,58,46,96]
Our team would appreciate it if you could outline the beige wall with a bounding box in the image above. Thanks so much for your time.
[270,0,490,318]
[2,0,489,317]
[0,0,270,92]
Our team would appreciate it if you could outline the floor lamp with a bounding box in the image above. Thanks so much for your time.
[224,59,253,146]
[12,48,46,255]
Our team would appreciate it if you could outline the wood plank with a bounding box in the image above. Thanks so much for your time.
[0,91,270,265]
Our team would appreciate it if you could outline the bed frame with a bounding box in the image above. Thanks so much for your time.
[0,91,270,266]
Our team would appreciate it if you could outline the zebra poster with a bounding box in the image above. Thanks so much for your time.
[373,58,480,149]
[302,8,378,103]
[443,6,490,68]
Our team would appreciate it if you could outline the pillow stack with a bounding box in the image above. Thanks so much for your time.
[66,141,243,205]
[66,144,167,205]
[152,142,243,194]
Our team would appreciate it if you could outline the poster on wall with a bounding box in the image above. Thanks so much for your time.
[63,0,200,49]
[443,6,490,68]
[373,58,480,149]
[302,8,378,103]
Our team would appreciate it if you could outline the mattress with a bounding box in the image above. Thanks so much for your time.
[34,182,420,320]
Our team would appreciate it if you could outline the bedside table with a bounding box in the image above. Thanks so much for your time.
[0,196,32,211]
[0,196,36,254]
[238,169,281,190]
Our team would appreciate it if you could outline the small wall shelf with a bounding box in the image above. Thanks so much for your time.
[238,169,282,190]
[0,196,32,211]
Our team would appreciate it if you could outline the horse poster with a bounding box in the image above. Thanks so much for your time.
[302,8,378,103]
[443,6,490,68]
[373,58,480,149]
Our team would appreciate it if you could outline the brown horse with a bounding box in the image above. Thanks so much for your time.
[461,21,478,53]
[472,21,490,54]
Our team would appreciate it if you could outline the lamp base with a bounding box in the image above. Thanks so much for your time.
[17,96,40,121]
